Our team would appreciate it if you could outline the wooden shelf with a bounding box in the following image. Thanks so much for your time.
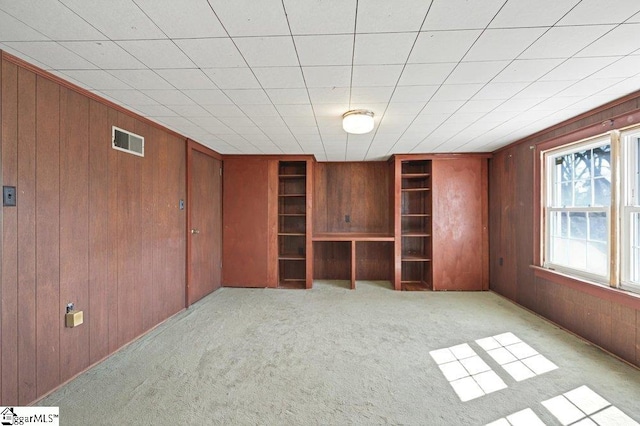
[313,232,394,242]
[402,213,431,217]
[279,254,305,260]
[279,213,306,217]
[402,255,432,262]
[401,187,431,192]
[401,281,431,291]
[278,193,306,197]
[279,232,305,236]
[278,174,305,179]
[278,279,306,289]
[402,232,431,237]
[401,173,431,179]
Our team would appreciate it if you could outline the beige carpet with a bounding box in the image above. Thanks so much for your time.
[39,281,640,425]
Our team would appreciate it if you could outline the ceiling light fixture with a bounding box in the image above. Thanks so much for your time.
[342,110,374,134]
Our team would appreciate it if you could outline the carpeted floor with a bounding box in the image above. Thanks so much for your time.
[39,281,640,425]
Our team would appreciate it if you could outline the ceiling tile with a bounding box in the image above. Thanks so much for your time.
[0,10,48,41]
[391,86,438,102]
[472,82,530,100]
[445,61,509,84]
[203,68,260,89]
[240,105,281,117]
[182,90,232,105]
[118,40,195,69]
[576,24,640,57]
[354,33,416,65]
[253,67,306,89]
[356,0,433,33]
[60,0,165,39]
[302,66,351,88]
[175,38,246,68]
[284,0,356,35]
[557,78,623,97]
[351,86,395,104]
[352,65,403,87]
[62,70,132,90]
[207,0,289,36]
[423,0,506,30]
[409,30,481,64]
[539,56,620,81]
[294,35,353,66]
[512,80,574,99]
[519,25,615,59]
[156,69,218,90]
[385,102,427,116]
[558,0,640,25]
[0,0,105,40]
[422,100,465,114]
[142,90,195,105]
[493,59,564,82]
[109,70,173,90]
[266,88,310,104]
[276,104,314,117]
[4,41,96,69]
[100,90,158,106]
[224,89,271,105]
[490,0,580,28]
[234,37,299,67]
[314,104,351,118]
[169,104,211,117]
[464,28,547,62]
[592,55,640,79]
[135,0,226,38]
[398,63,457,86]
[308,87,350,104]
[431,84,483,101]
[60,41,146,69]
[132,104,178,117]
[493,98,543,113]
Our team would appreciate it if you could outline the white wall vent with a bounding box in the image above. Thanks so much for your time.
[112,126,144,157]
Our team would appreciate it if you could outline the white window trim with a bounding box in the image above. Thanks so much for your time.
[620,130,640,293]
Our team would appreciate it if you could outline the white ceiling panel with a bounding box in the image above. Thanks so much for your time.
[234,37,299,67]
[294,35,354,66]
[354,33,416,65]
[135,0,226,38]
[4,1,640,159]
[464,28,547,62]
[399,63,457,86]
[490,0,580,28]
[357,0,432,33]
[4,41,96,69]
[423,0,506,30]
[118,40,195,69]
[207,0,290,36]
[253,67,306,89]
[203,68,259,89]
[558,0,640,25]
[175,38,246,68]
[60,0,164,40]
[519,25,615,59]
[409,30,481,64]
[284,0,356,35]
[155,69,218,90]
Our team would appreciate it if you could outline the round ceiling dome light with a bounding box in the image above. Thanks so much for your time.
[342,109,374,134]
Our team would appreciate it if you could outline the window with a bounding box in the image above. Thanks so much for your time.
[542,128,640,294]
[544,138,611,281]
[112,126,144,157]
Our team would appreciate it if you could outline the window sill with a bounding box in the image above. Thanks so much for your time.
[530,265,640,310]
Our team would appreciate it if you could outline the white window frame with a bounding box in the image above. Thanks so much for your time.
[620,130,640,293]
[542,136,612,284]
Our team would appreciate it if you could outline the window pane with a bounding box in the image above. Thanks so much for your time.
[567,239,587,270]
[569,212,587,239]
[557,154,572,183]
[551,237,568,265]
[593,145,611,179]
[593,176,611,206]
[573,149,591,181]
[560,182,572,206]
[588,212,607,242]
[586,241,607,276]
[631,212,640,283]
[574,179,592,206]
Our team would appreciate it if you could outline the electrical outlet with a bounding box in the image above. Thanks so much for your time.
[345,215,350,223]
[3,186,16,206]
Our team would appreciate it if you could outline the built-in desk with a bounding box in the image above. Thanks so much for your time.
[312,233,394,289]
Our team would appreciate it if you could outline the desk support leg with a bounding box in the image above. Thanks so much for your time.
[351,240,356,290]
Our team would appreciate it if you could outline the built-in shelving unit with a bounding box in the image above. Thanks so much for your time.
[400,160,432,290]
[278,161,307,289]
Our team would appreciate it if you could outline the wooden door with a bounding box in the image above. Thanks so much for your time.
[432,157,489,291]
[187,144,222,305]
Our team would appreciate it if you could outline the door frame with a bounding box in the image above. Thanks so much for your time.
[186,139,223,307]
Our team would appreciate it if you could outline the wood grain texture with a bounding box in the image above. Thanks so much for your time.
[106,108,120,354]
[432,158,486,291]
[0,43,3,403]
[140,120,156,330]
[16,67,36,404]
[35,75,60,398]
[222,157,270,287]
[313,241,350,280]
[267,160,278,288]
[1,59,18,405]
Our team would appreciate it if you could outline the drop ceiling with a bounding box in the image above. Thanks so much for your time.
[2,0,640,161]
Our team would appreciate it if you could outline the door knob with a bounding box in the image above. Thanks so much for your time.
[191,229,200,234]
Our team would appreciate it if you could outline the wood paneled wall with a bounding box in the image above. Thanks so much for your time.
[0,56,187,405]
[489,93,640,368]
[313,162,391,234]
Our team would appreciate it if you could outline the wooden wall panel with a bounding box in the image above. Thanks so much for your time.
[222,157,271,287]
[0,54,192,405]
[1,59,18,405]
[34,75,60,398]
[432,158,486,290]
[88,100,110,364]
[16,67,36,404]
